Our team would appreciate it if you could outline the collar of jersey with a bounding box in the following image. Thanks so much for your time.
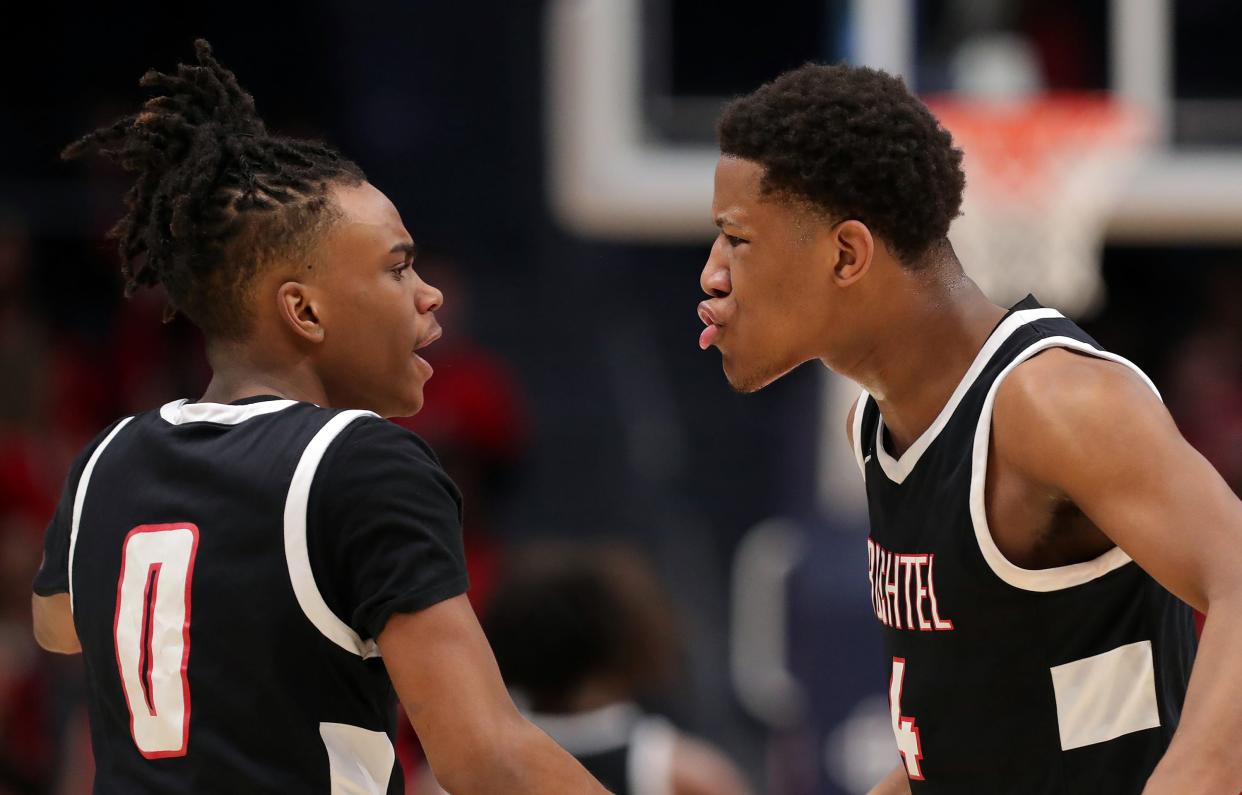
[159,397,300,425]
[873,307,1063,485]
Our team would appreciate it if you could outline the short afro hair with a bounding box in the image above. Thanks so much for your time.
[719,63,965,265]
[482,544,676,714]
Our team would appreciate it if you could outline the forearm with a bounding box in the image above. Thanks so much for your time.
[437,719,609,795]
[867,763,911,795]
[1144,595,1242,794]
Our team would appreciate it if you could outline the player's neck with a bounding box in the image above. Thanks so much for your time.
[856,277,1006,456]
[199,342,331,407]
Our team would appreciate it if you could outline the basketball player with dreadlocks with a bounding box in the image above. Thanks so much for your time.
[697,64,1242,793]
[30,41,607,794]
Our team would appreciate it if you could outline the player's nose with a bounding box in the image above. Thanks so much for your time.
[417,280,444,314]
[700,242,731,298]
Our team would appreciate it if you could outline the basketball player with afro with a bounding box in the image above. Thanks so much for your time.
[697,63,1242,793]
[31,40,607,794]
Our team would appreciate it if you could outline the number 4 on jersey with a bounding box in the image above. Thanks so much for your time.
[113,524,199,758]
[889,657,925,780]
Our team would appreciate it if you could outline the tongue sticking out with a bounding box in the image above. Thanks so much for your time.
[699,324,720,350]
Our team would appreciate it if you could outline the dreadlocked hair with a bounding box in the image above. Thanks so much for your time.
[62,39,366,339]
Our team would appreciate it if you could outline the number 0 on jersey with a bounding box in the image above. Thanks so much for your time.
[113,523,199,758]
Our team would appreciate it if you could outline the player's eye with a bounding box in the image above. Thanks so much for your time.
[725,233,747,247]
[389,261,413,280]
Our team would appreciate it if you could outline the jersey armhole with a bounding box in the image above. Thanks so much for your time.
[967,337,1160,592]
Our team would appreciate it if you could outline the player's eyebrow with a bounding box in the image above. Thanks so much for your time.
[714,214,750,232]
[390,241,418,257]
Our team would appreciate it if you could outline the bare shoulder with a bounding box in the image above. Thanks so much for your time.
[670,732,753,795]
[998,346,1158,412]
[992,346,1172,482]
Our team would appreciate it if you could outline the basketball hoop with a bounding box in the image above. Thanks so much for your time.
[925,94,1153,317]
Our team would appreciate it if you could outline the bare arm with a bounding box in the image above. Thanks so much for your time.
[32,593,80,654]
[378,594,609,795]
[994,349,1242,794]
[866,763,912,795]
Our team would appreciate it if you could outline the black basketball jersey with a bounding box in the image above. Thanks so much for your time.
[526,704,676,795]
[852,297,1197,794]
[33,396,468,794]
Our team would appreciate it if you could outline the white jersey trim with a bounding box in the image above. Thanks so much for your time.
[285,410,381,658]
[968,336,1161,592]
[628,715,676,795]
[319,721,395,795]
[68,415,134,612]
[851,390,870,480]
[874,307,1063,484]
[159,398,299,425]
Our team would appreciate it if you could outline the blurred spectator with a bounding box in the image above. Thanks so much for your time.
[469,543,754,795]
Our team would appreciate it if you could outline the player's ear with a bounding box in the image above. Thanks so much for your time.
[276,281,325,343]
[831,219,874,286]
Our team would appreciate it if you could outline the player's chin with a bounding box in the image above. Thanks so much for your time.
[722,354,774,394]
[376,363,427,419]
[382,386,425,419]
[399,391,425,418]
[398,368,429,416]
[723,347,797,394]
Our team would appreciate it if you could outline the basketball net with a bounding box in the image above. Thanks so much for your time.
[926,94,1152,317]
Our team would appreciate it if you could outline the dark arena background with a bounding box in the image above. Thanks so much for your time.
[1,1,1239,793]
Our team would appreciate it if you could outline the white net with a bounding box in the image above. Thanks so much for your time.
[929,96,1152,317]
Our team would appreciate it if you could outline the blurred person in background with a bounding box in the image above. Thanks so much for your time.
[29,40,605,795]
[473,543,753,795]
[697,63,1241,793]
